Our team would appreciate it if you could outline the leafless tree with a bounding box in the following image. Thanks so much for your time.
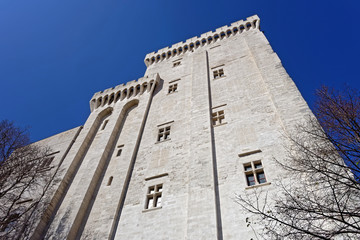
[237,86,360,239]
[0,120,53,240]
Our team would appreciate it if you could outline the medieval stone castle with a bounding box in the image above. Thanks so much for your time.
[28,15,311,239]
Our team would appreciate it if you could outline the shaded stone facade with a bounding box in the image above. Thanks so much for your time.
[30,15,312,239]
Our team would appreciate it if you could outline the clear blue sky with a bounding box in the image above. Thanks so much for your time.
[0,0,359,142]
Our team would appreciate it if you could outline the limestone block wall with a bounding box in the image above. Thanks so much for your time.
[30,126,83,240]
[30,15,314,240]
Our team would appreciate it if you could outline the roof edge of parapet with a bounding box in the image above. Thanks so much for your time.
[144,15,260,67]
[89,73,160,112]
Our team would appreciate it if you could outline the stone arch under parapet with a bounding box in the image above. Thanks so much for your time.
[68,99,139,239]
[32,106,113,240]
[96,97,102,108]
[90,99,96,111]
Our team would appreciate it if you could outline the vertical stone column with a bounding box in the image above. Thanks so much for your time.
[186,50,217,239]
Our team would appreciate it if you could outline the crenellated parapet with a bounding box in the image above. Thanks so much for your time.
[144,15,260,67]
[89,73,160,112]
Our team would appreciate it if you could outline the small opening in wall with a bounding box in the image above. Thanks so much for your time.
[226,30,232,36]
[240,25,245,31]
[116,149,122,157]
[214,34,219,40]
[201,39,206,45]
[195,41,200,46]
[184,45,188,51]
[253,20,257,27]
[190,43,194,49]
[220,32,226,38]
[107,176,113,186]
[102,120,109,130]
[178,47,182,53]
[108,94,114,104]
[233,27,238,33]
[129,87,134,97]
[246,22,252,30]
[143,83,148,93]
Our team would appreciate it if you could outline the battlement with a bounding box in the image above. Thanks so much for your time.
[89,73,159,112]
[144,15,260,67]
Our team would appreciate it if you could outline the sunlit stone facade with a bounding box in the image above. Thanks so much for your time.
[30,15,312,239]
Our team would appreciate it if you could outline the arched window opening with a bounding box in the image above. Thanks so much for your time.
[184,45,188,51]
[167,51,172,58]
[121,89,127,100]
[195,41,200,47]
[214,34,220,40]
[162,53,166,59]
[173,49,177,55]
[226,30,232,36]
[207,36,213,43]
[220,32,226,38]
[115,91,121,102]
[240,25,245,32]
[103,96,109,106]
[201,39,207,45]
[151,57,155,64]
[149,81,154,90]
[108,94,114,105]
[156,55,160,62]
[190,43,194,49]
[233,27,238,34]
[97,98,102,108]
[142,83,148,93]
[178,47,182,53]
[128,87,134,98]
[135,84,141,96]
[107,176,113,186]
[253,20,257,28]
[246,22,252,30]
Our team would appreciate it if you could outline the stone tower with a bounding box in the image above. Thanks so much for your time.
[29,15,312,239]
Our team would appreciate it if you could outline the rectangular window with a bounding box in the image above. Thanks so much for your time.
[157,126,171,142]
[168,83,178,94]
[145,184,163,209]
[40,156,54,169]
[115,145,124,157]
[173,61,181,67]
[101,120,109,130]
[243,160,267,187]
[116,149,122,157]
[213,68,224,79]
[212,110,225,126]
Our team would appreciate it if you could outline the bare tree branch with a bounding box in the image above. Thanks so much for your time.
[236,86,360,239]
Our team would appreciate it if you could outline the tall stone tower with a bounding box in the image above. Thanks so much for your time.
[29,15,312,239]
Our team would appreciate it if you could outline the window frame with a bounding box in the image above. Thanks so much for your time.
[212,68,225,79]
[144,184,163,210]
[212,105,227,127]
[173,61,181,67]
[243,160,269,188]
[156,121,173,143]
[168,83,178,94]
